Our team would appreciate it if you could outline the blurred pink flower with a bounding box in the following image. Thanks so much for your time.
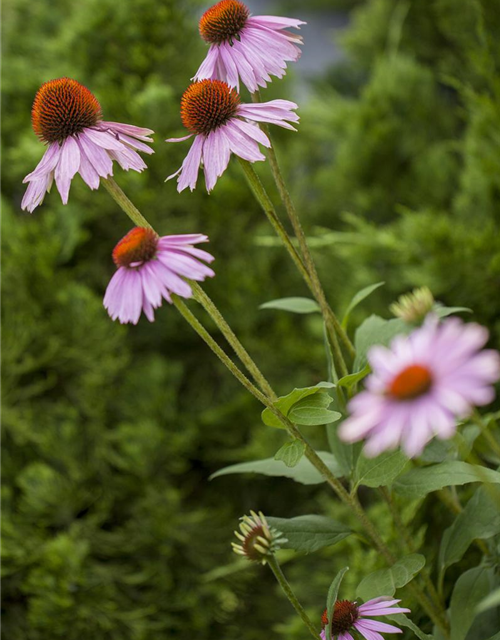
[340,316,500,458]
[22,78,154,213]
[104,227,215,324]
[194,0,305,92]
[321,597,410,640]
[166,79,298,192]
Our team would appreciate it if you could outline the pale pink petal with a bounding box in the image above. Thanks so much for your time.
[357,619,403,634]
[77,140,100,189]
[21,174,53,212]
[54,136,80,204]
[167,135,204,192]
[193,45,220,82]
[203,129,231,192]
[100,121,154,141]
[78,131,113,178]
[23,142,60,182]
[247,16,306,30]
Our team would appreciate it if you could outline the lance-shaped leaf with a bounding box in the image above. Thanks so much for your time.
[342,282,385,328]
[259,297,320,314]
[393,461,500,498]
[449,566,493,640]
[210,451,342,485]
[266,515,351,554]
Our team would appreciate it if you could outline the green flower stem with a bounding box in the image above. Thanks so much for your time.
[266,555,319,640]
[190,281,277,400]
[237,157,349,380]
[102,178,153,229]
[104,180,449,639]
[251,90,355,362]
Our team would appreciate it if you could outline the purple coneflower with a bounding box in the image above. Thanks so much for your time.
[194,0,305,93]
[166,79,298,192]
[340,316,500,458]
[22,78,154,212]
[104,227,215,324]
[321,597,410,640]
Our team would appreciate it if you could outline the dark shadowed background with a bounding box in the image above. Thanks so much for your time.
[2,0,500,638]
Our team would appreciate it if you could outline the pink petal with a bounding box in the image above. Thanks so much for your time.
[54,136,80,204]
[23,142,60,182]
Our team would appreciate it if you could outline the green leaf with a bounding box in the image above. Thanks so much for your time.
[433,304,472,318]
[266,515,351,554]
[439,486,500,571]
[384,614,433,640]
[274,440,306,468]
[261,382,335,429]
[326,567,349,640]
[449,567,492,640]
[337,364,371,389]
[477,587,500,614]
[354,315,409,371]
[356,554,425,601]
[393,462,500,498]
[342,282,385,328]
[354,450,409,489]
[259,297,320,314]
[288,392,342,426]
[210,451,342,485]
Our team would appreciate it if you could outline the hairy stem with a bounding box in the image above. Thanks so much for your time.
[237,157,349,380]
[267,556,319,639]
[252,90,355,362]
[102,178,153,229]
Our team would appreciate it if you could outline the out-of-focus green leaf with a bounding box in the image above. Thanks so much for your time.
[353,315,409,371]
[439,486,500,571]
[449,567,492,640]
[259,297,321,314]
[393,462,500,498]
[342,282,385,327]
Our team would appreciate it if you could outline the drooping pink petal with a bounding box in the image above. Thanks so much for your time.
[167,135,205,192]
[77,140,100,189]
[23,142,61,183]
[78,130,114,178]
[202,129,231,192]
[54,136,81,204]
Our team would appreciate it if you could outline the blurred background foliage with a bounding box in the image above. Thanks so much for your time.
[2,0,500,638]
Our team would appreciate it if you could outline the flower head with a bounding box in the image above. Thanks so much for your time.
[194,0,305,92]
[390,287,435,324]
[104,227,215,324]
[22,78,154,213]
[340,316,500,458]
[231,511,286,564]
[321,597,410,640]
[167,79,298,192]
